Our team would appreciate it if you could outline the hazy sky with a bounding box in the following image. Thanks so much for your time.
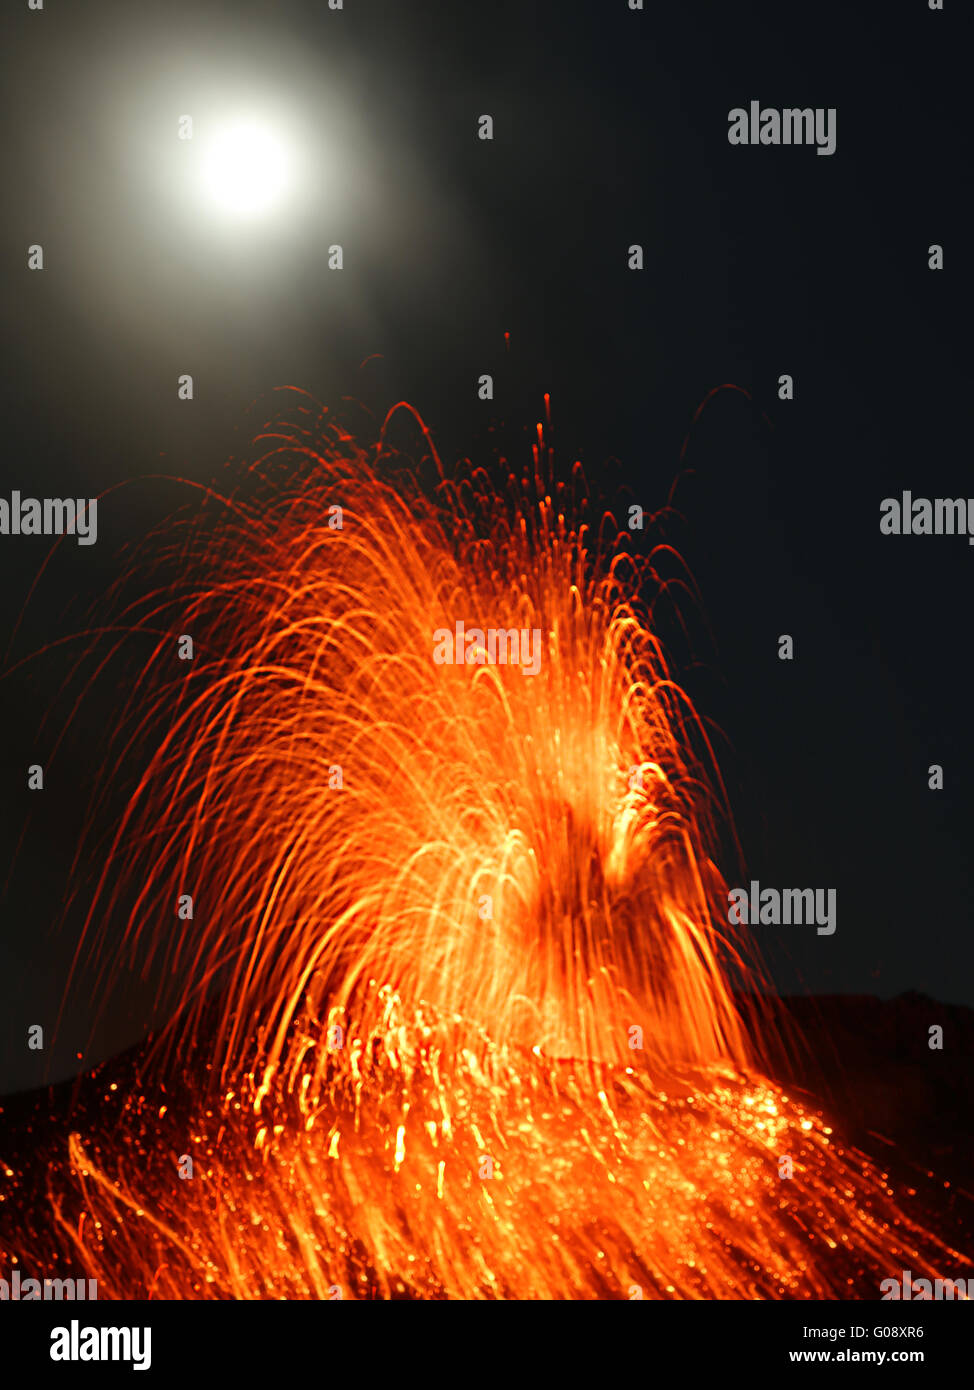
[0,0,968,1089]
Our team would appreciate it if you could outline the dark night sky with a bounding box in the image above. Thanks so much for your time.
[0,0,969,1089]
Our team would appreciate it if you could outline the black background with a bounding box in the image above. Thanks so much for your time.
[0,0,969,1091]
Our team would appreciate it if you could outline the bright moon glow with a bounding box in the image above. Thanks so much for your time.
[200,120,291,218]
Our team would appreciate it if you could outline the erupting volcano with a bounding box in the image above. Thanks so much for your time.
[0,392,966,1300]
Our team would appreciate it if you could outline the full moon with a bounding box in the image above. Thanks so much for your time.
[200,119,291,219]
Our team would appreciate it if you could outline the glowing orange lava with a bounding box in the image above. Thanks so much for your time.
[1,392,966,1298]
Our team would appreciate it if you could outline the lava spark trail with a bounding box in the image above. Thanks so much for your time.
[0,392,965,1298]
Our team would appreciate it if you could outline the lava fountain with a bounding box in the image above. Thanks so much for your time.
[0,391,965,1298]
